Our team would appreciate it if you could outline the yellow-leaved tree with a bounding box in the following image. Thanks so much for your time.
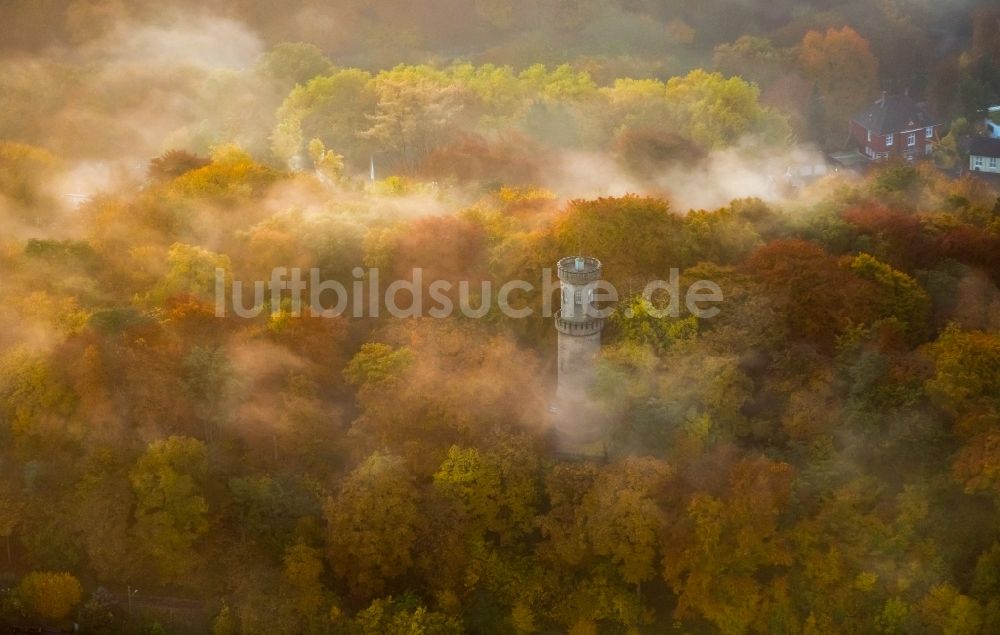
[15,571,83,621]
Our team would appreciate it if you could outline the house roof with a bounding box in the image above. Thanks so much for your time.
[969,136,1000,158]
[828,150,868,168]
[852,94,940,135]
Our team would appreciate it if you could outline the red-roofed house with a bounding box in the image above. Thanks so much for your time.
[851,93,942,162]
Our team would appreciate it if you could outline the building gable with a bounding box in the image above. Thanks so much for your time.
[852,94,940,136]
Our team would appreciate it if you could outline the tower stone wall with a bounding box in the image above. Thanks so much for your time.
[553,256,606,455]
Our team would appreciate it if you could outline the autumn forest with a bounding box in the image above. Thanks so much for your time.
[2,1,1000,633]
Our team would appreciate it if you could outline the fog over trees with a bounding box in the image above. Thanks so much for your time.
[2,1,1000,633]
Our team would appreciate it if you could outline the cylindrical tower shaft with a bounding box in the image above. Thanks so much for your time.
[553,256,606,455]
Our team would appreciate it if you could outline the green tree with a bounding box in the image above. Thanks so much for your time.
[662,69,790,150]
[182,345,235,441]
[282,542,330,627]
[273,68,375,167]
[447,62,526,125]
[934,118,969,169]
[926,326,1000,437]
[664,458,795,633]
[537,459,667,630]
[130,436,209,582]
[713,36,790,86]
[146,243,231,306]
[518,64,597,101]
[918,584,983,635]
[849,253,931,343]
[680,201,764,266]
[0,347,77,447]
[352,595,463,634]
[433,436,540,544]
[72,450,136,581]
[583,458,672,595]
[343,343,415,389]
[307,138,344,182]
[270,115,304,168]
[228,474,313,551]
[361,67,464,172]
[553,195,682,289]
[324,453,421,600]
[926,327,1000,497]
[610,298,698,354]
[256,42,334,94]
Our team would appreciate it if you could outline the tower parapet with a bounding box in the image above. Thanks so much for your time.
[554,312,603,336]
[556,256,602,284]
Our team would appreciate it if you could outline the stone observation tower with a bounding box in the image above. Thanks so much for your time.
[552,256,606,456]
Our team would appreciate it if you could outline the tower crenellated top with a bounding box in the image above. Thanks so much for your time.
[556,256,602,285]
[555,255,605,331]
